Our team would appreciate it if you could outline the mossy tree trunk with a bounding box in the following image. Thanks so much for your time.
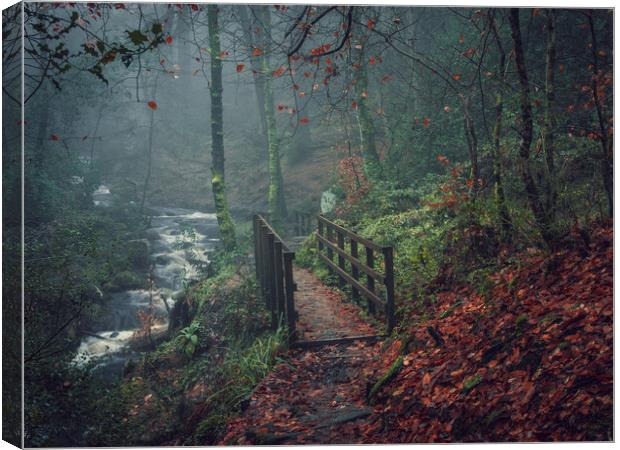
[509,8,554,247]
[354,51,382,182]
[207,4,236,251]
[258,7,287,227]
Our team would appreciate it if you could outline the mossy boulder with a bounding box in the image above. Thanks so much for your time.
[105,270,145,292]
[126,239,150,270]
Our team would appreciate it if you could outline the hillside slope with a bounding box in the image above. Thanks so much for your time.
[360,222,613,442]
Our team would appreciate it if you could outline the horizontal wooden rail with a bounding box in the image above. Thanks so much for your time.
[317,253,386,308]
[318,215,383,252]
[315,233,386,283]
[316,215,395,334]
[253,215,296,345]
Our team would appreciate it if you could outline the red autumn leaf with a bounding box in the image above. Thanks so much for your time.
[370,56,376,65]
[147,100,158,110]
[444,105,451,112]
[452,73,461,81]
[462,47,476,58]
[272,65,286,77]
[114,3,125,9]
[277,104,286,111]
[351,100,358,109]
[50,134,60,141]
[303,72,311,78]
[190,4,198,11]
[236,64,245,73]
[165,35,173,44]
[423,117,430,127]
[458,33,465,44]
[298,116,310,125]
[422,372,431,386]
[252,47,263,57]
[367,19,375,29]
[361,91,368,98]
[559,63,565,72]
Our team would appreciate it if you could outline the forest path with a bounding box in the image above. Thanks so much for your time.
[220,266,381,445]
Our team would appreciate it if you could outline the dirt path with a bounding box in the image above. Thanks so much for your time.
[220,266,382,445]
[293,267,376,341]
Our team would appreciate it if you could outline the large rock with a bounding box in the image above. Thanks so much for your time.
[126,239,150,270]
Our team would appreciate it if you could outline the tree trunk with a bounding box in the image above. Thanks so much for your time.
[258,6,287,227]
[542,8,557,223]
[140,73,159,215]
[509,8,553,246]
[489,10,512,235]
[354,49,382,181]
[207,4,237,250]
[586,11,613,217]
[460,95,480,195]
[239,5,268,142]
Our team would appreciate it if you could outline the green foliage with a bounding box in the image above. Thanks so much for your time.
[462,374,482,393]
[178,322,201,358]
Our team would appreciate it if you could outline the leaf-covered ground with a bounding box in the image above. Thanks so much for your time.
[220,223,613,444]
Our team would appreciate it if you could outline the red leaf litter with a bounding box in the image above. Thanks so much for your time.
[219,223,612,444]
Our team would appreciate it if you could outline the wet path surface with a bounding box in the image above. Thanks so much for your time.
[294,267,376,341]
[221,266,380,445]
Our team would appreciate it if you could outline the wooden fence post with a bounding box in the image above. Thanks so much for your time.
[365,246,376,314]
[283,252,296,345]
[318,219,324,254]
[273,241,285,329]
[350,239,360,303]
[265,230,275,311]
[326,224,334,275]
[260,224,269,307]
[383,246,395,334]
[337,231,345,289]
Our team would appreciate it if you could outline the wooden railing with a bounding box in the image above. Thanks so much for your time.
[316,215,395,334]
[253,214,296,344]
[291,210,315,236]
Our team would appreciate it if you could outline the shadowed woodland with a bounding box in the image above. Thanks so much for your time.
[2,3,613,446]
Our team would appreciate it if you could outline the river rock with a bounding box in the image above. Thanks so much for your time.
[127,239,150,269]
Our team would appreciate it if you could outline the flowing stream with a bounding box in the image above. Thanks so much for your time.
[74,186,219,377]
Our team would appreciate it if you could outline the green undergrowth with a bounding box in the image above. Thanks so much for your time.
[88,254,286,446]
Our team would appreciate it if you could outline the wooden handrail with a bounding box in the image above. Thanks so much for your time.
[253,215,296,344]
[318,215,383,252]
[315,233,386,283]
[316,214,395,334]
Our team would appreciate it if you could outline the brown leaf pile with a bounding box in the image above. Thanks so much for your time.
[361,223,613,442]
